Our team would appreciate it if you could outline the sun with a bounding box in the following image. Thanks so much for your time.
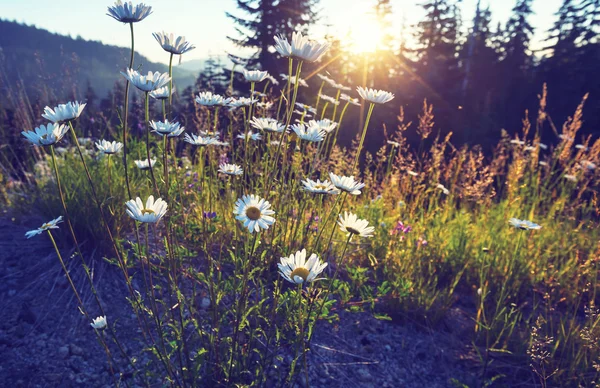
[347,17,386,54]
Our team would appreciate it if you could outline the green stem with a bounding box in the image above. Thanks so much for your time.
[352,102,375,173]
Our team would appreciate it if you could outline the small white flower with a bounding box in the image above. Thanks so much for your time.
[387,140,401,147]
[243,69,270,82]
[149,86,174,100]
[301,178,340,195]
[218,163,243,176]
[280,74,309,87]
[126,195,168,223]
[250,117,286,133]
[329,172,365,195]
[184,133,219,146]
[152,32,195,55]
[436,183,449,195]
[407,170,418,177]
[273,31,330,62]
[538,161,548,166]
[95,139,123,154]
[278,249,327,284]
[510,139,525,146]
[564,174,577,182]
[294,102,317,114]
[228,97,258,109]
[338,212,375,238]
[233,194,276,233]
[42,101,86,123]
[90,316,108,330]
[537,143,548,150]
[508,218,541,230]
[581,160,597,170]
[356,86,394,104]
[319,94,339,105]
[107,1,152,23]
[330,81,351,91]
[25,216,63,239]
[237,131,262,141]
[575,144,589,151]
[121,69,170,92]
[317,74,334,84]
[309,119,337,133]
[291,123,326,142]
[22,123,69,146]
[257,101,274,110]
[149,120,185,137]
[266,75,279,85]
[134,158,156,170]
[340,93,361,106]
[195,91,228,106]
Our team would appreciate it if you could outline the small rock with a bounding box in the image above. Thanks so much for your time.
[58,346,69,358]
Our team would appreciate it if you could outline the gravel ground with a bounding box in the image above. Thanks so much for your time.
[0,214,476,387]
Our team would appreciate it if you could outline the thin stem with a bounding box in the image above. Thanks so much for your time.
[352,102,375,173]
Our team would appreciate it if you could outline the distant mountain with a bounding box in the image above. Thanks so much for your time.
[0,19,198,99]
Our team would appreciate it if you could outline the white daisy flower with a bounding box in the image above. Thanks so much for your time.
[331,81,351,91]
[293,110,312,118]
[125,195,168,223]
[278,249,328,284]
[266,75,279,85]
[340,93,361,106]
[22,123,69,146]
[152,32,195,55]
[107,1,152,23]
[291,123,326,142]
[539,161,548,166]
[387,140,401,147]
[294,103,317,114]
[149,120,185,137]
[356,86,394,104]
[317,74,334,84]
[309,119,337,133]
[257,101,274,110]
[90,316,108,330]
[243,69,270,82]
[95,139,123,154]
[576,144,589,151]
[407,170,418,177]
[280,74,309,87]
[184,133,219,147]
[508,218,541,230]
[319,94,339,106]
[237,131,262,141]
[195,91,228,106]
[121,69,170,92]
[329,172,365,195]
[228,97,259,109]
[149,86,174,100]
[338,212,375,238]
[233,194,276,233]
[134,158,156,170]
[273,31,330,62]
[218,163,243,176]
[436,183,450,195]
[510,139,525,146]
[25,216,63,239]
[250,117,286,133]
[564,174,577,182]
[301,178,340,195]
[42,101,86,123]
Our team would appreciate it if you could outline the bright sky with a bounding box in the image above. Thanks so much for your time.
[0,0,562,65]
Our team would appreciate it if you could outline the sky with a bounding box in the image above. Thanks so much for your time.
[0,0,563,65]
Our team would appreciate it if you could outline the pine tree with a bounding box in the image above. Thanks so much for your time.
[503,0,534,73]
[226,0,319,76]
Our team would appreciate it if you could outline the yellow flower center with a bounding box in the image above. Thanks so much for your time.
[141,208,156,215]
[245,206,261,221]
[290,267,310,283]
[314,184,328,191]
[41,223,50,229]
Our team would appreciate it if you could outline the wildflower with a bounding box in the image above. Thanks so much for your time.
[301,178,340,195]
[510,139,525,146]
[266,74,279,85]
[387,140,401,147]
[278,249,327,284]
[356,86,394,104]
[538,143,548,150]
[338,212,374,238]
[22,123,69,146]
[203,211,217,220]
[309,119,337,133]
[42,101,86,123]
[291,123,326,142]
[107,1,151,23]
[280,74,309,87]
[418,237,428,246]
[538,161,548,166]
[564,174,577,182]
[274,31,330,62]
[218,163,243,176]
[121,69,170,92]
[250,117,286,133]
[340,93,361,106]
[149,120,185,137]
[319,94,339,105]
[90,316,108,330]
[317,73,334,84]
[126,195,168,223]
[436,183,449,195]
[524,146,536,152]
[576,144,588,151]
[149,86,173,100]
[392,221,412,235]
[95,139,123,154]
[134,158,156,170]
[329,173,365,195]
[294,102,317,114]
[184,133,219,147]
[195,91,228,106]
[407,170,418,177]
[508,218,541,230]
[152,32,195,55]
[237,131,262,141]
[243,69,270,82]
[257,101,274,110]
[25,216,63,239]
[233,194,276,233]
[581,161,597,171]
[228,97,259,109]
